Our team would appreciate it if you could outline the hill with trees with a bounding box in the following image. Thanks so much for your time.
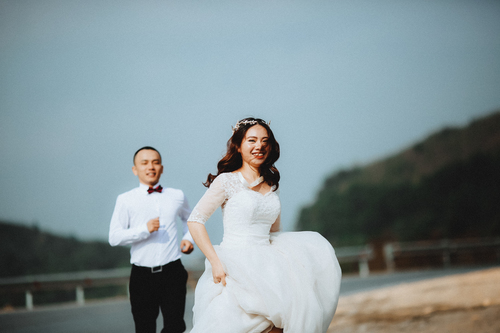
[0,222,130,278]
[297,111,500,246]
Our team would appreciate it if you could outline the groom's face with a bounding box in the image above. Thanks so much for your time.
[132,149,163,186]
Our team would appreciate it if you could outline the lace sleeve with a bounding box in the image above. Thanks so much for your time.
[188,175,227,224]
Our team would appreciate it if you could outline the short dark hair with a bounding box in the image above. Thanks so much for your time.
[133,146,162,165]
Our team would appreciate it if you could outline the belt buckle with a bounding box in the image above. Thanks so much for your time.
[151,265,163,273]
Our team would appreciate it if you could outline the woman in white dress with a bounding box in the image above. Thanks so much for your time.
[188,118,342,333]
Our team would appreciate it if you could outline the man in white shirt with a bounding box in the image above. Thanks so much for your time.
[109,146,194,333]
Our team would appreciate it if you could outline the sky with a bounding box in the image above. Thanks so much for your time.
[1,0,500,267]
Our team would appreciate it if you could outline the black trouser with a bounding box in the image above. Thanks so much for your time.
[129,259,188,333]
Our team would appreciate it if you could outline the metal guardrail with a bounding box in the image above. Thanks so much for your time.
[0,268,131,310]
[0,245,375,311]
[335,245,374,278]
[3,239,499,310]
[383,238,500,272]
[6,238,499,311]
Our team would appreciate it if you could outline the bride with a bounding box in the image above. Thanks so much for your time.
[187,117,342,333]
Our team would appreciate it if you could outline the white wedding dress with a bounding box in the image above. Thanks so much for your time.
[188,172,342,333]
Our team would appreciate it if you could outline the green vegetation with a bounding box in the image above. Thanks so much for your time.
[0,222,131,307]
[0,222,130,278]
[297,111,500,246]
[2,111,499,274]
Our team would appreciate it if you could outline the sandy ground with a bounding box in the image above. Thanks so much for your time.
[328,267,500,332]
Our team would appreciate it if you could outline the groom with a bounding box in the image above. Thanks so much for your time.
[109,146,194,333]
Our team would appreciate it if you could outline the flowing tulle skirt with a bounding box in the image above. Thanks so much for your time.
[191,231,342,333]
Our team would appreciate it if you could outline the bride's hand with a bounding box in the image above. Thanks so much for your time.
[211,261,227,286]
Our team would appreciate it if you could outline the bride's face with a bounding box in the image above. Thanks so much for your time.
[238,125,270,168]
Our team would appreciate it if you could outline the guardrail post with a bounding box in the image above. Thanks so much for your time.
[25,290,33,311]
[384,243,395,272]
[358,258,369,278]
[76,285,85,306]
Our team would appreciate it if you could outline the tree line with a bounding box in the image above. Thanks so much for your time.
[297,111,500,246]
[0,222,130,278]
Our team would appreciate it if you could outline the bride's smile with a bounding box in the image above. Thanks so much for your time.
[238,124,270,166]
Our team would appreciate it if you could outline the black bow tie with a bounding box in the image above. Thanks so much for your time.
[147,185,163,194]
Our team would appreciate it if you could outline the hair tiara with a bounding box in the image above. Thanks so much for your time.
[232,119,271,134]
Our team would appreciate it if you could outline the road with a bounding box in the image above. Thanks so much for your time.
[0,266,491,333]
[338,265,493,296]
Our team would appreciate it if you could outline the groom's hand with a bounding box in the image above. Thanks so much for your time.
[147,217,160,233]
[180,240,194,254]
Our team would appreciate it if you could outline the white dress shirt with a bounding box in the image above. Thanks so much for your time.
[109,183,194,267]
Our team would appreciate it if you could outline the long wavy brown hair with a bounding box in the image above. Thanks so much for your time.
[204,117,280,190]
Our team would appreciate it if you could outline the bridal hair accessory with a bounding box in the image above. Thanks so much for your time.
[232,119,271,134]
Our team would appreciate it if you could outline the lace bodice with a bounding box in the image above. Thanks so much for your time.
[189,172,281,247]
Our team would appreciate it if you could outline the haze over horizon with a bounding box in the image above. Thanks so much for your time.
[1,0,500,265]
